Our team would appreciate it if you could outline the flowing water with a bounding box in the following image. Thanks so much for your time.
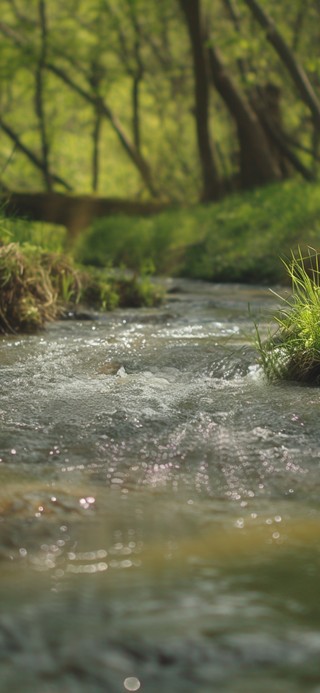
[1,279,320,692]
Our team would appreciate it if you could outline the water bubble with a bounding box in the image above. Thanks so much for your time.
[235,518,244,529]
[124,677,141,691]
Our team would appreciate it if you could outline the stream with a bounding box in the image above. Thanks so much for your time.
[1,278,320,692]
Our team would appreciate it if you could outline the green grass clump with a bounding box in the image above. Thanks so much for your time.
[80,268,163,311]
[256,248,320,383]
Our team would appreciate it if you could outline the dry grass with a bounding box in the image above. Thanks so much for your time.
[0,243,82,334]
[0,243,57,333]
[0,243,163,335]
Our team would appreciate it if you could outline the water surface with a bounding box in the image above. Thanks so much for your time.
[1,279,320,692]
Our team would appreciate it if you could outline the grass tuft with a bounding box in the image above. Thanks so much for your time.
[256,248,320,384]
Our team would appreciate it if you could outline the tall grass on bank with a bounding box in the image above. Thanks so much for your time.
[0,243,163,335]
[256,248,320,383]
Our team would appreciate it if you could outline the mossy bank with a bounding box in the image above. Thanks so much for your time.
[75,180,320,284]
[0,243,162,335]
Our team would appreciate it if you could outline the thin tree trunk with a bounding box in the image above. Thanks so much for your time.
[35,0,52,190]
[222,0,242,31]
[243,0,320,130]
[132,73,141,151]
[102,1,144,152]
[312,129,319,176]
[221,0,247,81]
[179,0,222,201]
[292,1,306,52]
[92,112,102,192]
[131,25,144,152]
[131,32,144,153]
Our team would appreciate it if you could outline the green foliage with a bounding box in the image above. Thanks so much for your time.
[75,180,320,283]
[81,266,163,311]
[184,181,320,283]
[1,0,319,200]
[76,215,154,269]
[256,248,320,383]
[0,215,67,253]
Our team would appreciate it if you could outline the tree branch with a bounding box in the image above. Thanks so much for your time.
[243,0,320,130]
[45,61,158,197]
[0,116,72,190]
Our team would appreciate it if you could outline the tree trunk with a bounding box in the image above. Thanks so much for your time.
[243,0,320,130]
[179,0,222,201]
[35,0,52,190]
[92,112,102,192]
[207,44,282,187]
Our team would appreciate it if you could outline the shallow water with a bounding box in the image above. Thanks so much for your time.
[1,279,320,692]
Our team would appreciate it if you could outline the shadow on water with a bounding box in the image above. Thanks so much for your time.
[0,279,320,691]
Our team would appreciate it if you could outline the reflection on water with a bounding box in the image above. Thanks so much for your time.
[0,279,320,691]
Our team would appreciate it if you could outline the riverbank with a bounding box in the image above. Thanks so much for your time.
[0,242,162,334]
[75,179,320,284]
[2,178,320,336]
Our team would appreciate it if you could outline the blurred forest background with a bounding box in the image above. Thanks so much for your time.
[1,0,320,293]
[1,0,320,201]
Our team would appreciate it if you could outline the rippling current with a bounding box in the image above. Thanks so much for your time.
[1,279,320,692]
